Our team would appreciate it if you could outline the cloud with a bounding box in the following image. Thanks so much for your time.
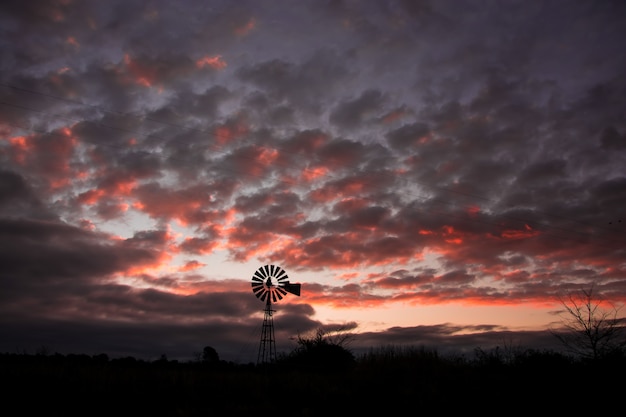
[0,0,625,362]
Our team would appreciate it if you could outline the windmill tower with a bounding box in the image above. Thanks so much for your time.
[251,265,301,364]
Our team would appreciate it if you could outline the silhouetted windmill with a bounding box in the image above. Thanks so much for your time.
[251,265,301,364]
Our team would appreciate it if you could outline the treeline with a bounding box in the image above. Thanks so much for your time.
[2,344,624,416]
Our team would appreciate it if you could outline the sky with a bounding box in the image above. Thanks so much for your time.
[1,0,625,364]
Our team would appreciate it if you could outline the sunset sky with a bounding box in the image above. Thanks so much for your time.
[1,0,625,363]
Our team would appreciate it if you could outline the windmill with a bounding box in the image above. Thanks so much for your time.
[251,264,301,364]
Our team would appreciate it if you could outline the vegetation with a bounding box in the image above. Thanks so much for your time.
[2,338,625,415]
[274,327,357,372]
[3,287,625,415]
[550,283,626,360]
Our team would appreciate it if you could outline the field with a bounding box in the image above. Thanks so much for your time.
[3,345,624,416]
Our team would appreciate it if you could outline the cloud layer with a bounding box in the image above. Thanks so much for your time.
[1,0,625,362]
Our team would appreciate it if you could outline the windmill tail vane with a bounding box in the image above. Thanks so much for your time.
[283,282,301,296]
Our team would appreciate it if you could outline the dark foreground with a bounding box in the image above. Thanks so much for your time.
[2,348,624,416]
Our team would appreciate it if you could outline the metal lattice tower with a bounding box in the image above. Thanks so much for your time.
[257,298,276,364]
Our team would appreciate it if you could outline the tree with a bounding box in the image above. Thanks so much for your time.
[551,284,626,360]
[201,345,219,364]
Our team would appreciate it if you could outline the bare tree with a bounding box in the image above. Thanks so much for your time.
[551,284,626,360]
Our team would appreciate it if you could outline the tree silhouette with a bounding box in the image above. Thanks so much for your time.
[551,284,626,360]
[201,346,219,364]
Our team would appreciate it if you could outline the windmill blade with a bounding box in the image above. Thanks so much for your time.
[254,270,266,280]
[263,265,271,277]
[276,268,287,281]
[276,287,288,297]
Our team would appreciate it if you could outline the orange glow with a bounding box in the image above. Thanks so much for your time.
[235,18,256,36]
[196,55,227,70]
[441,225,464,244]
[221,207,238,228]
[123,251,173,276]
[78,177,136,205]
[113,179,137,196]
[501,224,540,240]
[382,109,408,123]
[280,245,308,264]
[257,147,279,166]
[412,251,425,261]
[338,271,359,280]
[308,187,338,203]
[343,180,365,194]
[66,36,79,48]
[243,235,293,261]
[214,126,233,144]
[49,177,71,189]
[124,54,156,87]
[8,135,33,164]
[9,135,30,149]
[444,238,463,244]
[301,166,329,182]
[466,205,481,216]
[136,77,151,87]
[78,189,105,205]
[74,169,90,180]
[51,9,65,22]
[241,146,280,177]
[213,123,247,145]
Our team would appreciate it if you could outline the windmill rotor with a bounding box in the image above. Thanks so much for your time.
[251,264,301,304]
